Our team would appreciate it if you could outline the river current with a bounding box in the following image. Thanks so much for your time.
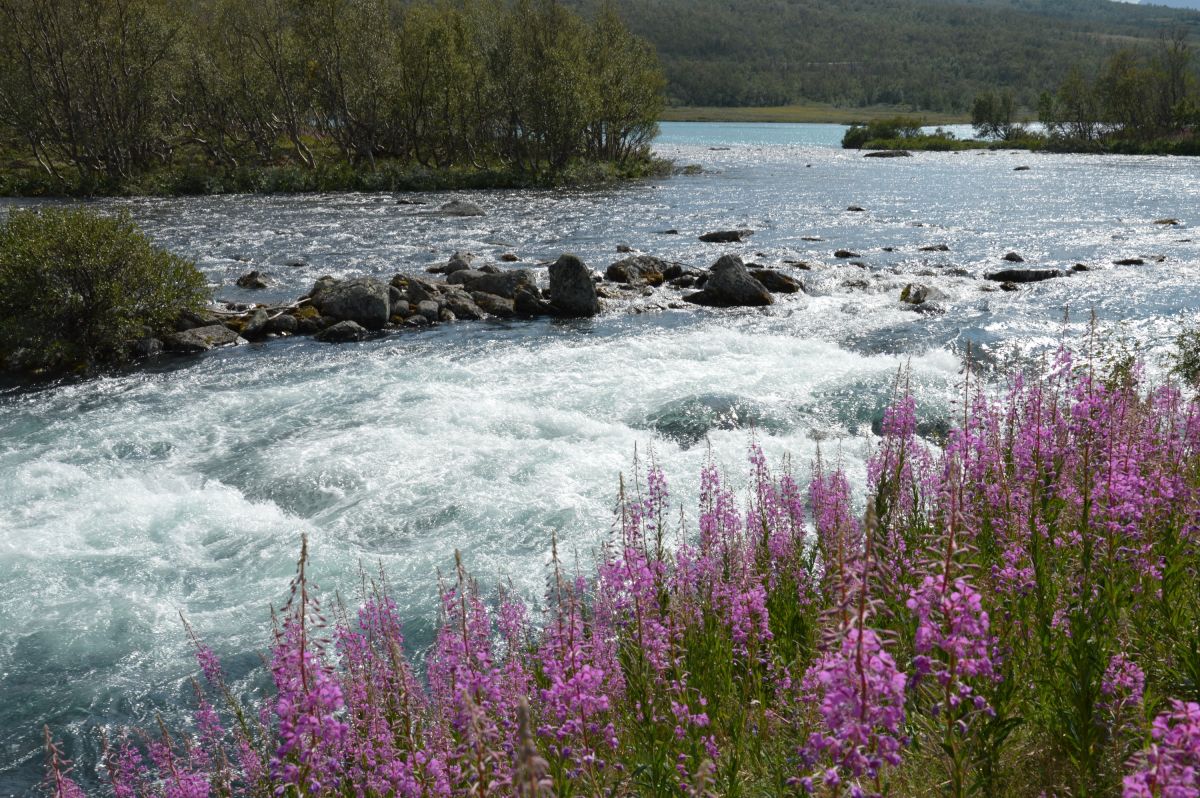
[1,122,1198,793]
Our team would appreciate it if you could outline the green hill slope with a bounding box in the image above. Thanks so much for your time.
[581,0,1200,111]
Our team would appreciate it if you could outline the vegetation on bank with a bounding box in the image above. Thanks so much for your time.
[0,208,208,373]
[844,36,1200,156]
[40,347,1200,797]
[0,0,665,197]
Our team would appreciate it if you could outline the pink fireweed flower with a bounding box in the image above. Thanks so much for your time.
[269,619,350,795]
[906,574,996,715]
[800,626,907,793]
[1123,701,1200,797]
[1102,653,1146,716]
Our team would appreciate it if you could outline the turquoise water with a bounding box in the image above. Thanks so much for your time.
[1,122,1198,794]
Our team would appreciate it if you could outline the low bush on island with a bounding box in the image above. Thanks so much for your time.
[0,208,208,373]
[42,351,1200,797]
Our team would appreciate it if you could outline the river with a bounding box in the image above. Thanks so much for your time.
[1,122,1197,794]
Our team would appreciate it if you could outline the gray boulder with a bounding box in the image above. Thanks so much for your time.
[437,199,486,217]
[985,269,1061,283]
[240,309,270,339]
[447,268,488,286]
[548,254,601,317]
[751,269,803,294]
[607,256,667,286]
[471,292,516,318]
[463,269,534,299]
[699,229,753,243]
[428,251,475,274]
[311,277,391,330]
[266,313,298,335]
[685,255,774,307]
[315,320,368,343]
[165,325,244,353]
[443,291,486,321]
[236,270,268,289]
[515,286,554,317]
[900,283,948,305]
[417,300,441,321]
[1002,252,1025,263]
[400,276,440,305]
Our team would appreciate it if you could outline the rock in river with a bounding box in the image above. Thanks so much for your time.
[685,255,774,307]
[315,320,369,343]
[164,325,244,353]
[699,229,753,243]
[751,269,802,293]
[607,255,667,286]
[236,270,268,289]
[311,276,391,330]
[900,283,948,305]
[548,254,601,317]
[985,269,1062,283]
[436,199,486,217]
[462,269,534,299]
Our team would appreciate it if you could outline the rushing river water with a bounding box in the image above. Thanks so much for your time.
[2,122,1199,794]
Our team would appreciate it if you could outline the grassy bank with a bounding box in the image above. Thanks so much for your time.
[660,103,968,125]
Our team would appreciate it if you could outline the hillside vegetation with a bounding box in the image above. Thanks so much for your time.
[580,0,1200,111]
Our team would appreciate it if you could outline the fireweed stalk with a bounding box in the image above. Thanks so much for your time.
[44,350,1200,797]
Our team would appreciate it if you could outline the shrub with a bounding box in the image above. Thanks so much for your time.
[842,116,926,148]
[0,207,208,372]
[1172,324,1200,387]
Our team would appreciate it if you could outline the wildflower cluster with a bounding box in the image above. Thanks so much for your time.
[43,352,1200,797]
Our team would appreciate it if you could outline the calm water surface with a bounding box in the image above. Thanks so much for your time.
[1,122,1198,793]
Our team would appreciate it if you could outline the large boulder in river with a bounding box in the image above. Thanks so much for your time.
[548,254,601,317]
[164,324,244,353]
[463,269,534,299]
[315,320,368,343]
[442,290,486,320]
[436,199,486,217]
[751,269,802,294]
[471,292,516,318]
[447,269,488,286]
[985,268,1061,284]
[607,256,667,286]
[699,229,753,243]
[900,283,948,305]
[428,251,475,274]
[310,276,391,330]
[685,255,774,307]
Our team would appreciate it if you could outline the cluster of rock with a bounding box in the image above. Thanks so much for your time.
[146,227,1170,358]
[151,249,816,356]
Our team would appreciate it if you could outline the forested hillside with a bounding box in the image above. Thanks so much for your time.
[580,0,1200,110]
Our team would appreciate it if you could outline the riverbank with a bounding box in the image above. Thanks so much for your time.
[0,144,672,198]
